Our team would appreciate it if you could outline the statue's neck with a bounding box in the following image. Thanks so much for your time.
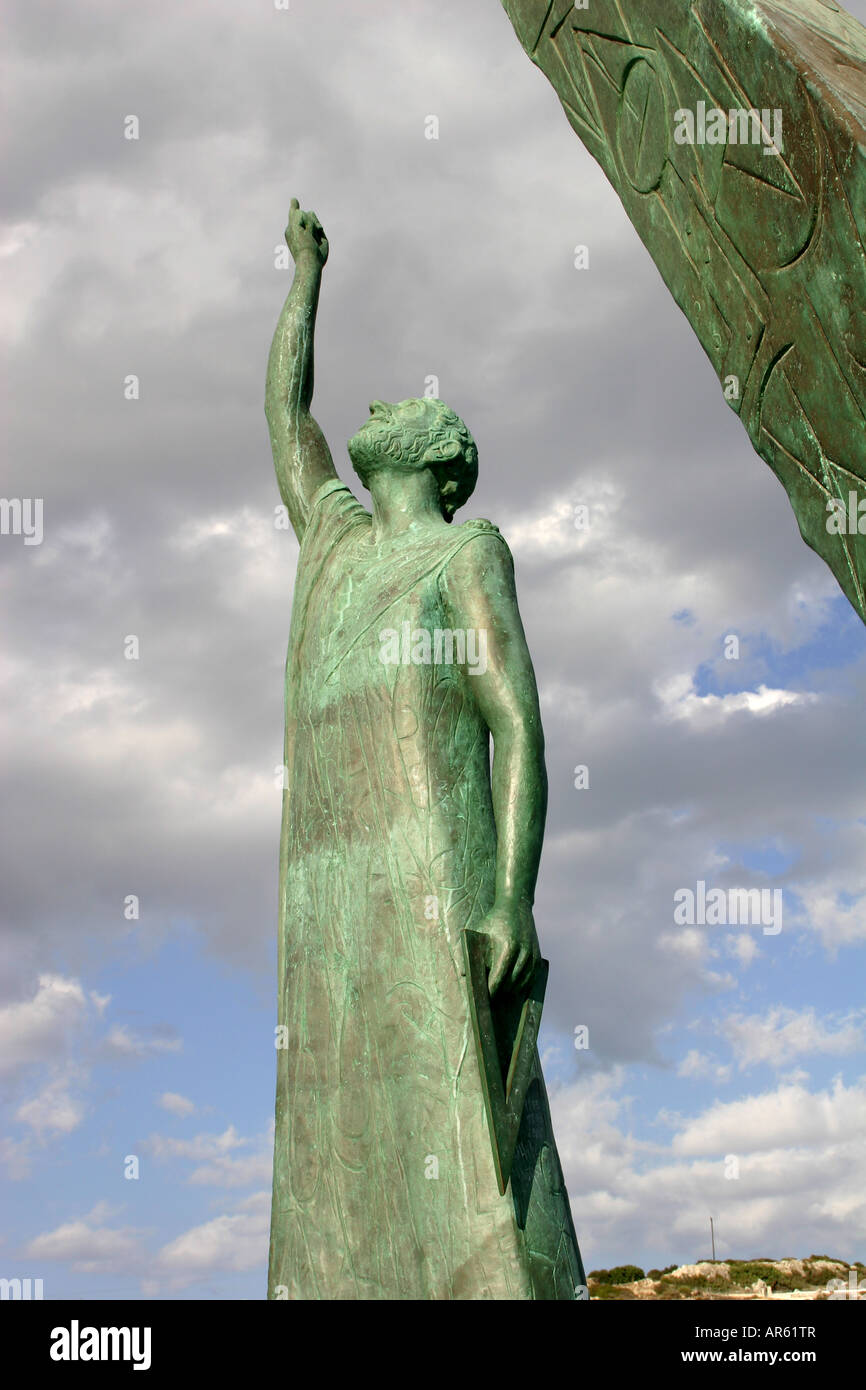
[368,470,446,542]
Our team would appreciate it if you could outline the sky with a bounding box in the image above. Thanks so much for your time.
[1,0,865,1299]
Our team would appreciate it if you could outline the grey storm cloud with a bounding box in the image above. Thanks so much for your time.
[2,0,864,1071]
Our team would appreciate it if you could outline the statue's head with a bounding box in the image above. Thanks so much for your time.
[348,398,478,522]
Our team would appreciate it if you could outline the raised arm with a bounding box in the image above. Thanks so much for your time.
[265,199,338,540]
[441,533,547,995]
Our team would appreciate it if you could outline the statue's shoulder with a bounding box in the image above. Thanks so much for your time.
[459,517,503,538]
[312,478,368,515]
[446,517,513,570]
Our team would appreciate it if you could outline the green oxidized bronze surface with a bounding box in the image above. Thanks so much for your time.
[502,0,866,621]
[265,202,585,1299]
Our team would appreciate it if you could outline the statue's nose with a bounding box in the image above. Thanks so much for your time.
[370,400,387,416]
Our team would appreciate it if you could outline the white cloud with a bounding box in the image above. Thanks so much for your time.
[24,1203,144,1274]
[15,1073,85,1135]
[671,1076,866,1156]
[506,479,624,557]
[147,1123,273,1189]
[102,1025,182,1059]
[158,1091,196,1118]
[551,1071,866,1267]
[794,876,866,950]
[724,933,761,967]
[0,975,87,1074]
[654,675,819,726]
[677,1049,731,1083]
[155,1202,269,1279]
[721,1007,865,1071]
[147,1125,248,1162]
[188,1151,273,1189]
[657,928,707,961]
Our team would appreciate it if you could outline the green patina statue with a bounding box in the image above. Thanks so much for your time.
[502,0,866,622]
[265,200,585,1300]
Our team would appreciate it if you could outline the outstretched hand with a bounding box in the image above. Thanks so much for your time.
[285,198,329,268]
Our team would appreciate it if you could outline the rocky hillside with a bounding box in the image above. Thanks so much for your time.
[588,1257,865,1300]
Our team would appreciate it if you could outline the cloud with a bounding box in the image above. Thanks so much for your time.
[792,873,866,950]
[100,1025,182,1059]
[0,975,88,1075]
[677,1049,732,1083]
[551,1072,866,1266]
[146,1125,248,1163]
[153,1193,270,1284]
[158,1091,196,1118]
[654,674,819,726]
[15,1074,86,1135]
[24,1203,145,1275]
[671,1077,866,1156]
[146,1123,273,1189]
[723,933,761,967]
[721,1008,865,1071]
[187,1152,273,1189]
[0,972,183,1155]
[0,1135,34,1180]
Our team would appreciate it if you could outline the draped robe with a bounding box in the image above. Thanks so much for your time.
[268,479,585,1299]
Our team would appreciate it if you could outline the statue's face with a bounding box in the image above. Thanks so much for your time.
[348,399,435,479]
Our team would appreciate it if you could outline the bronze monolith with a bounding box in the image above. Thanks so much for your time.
[502,0,866,621]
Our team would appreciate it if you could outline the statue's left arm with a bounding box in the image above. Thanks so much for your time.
[441,533,546,995]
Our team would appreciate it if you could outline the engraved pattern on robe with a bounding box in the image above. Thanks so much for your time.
[268,480,585,1300]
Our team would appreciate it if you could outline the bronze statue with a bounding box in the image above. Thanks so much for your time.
[266,200,585,1299]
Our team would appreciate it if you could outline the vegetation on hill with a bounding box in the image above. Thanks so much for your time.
[585,1256,865,1301]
